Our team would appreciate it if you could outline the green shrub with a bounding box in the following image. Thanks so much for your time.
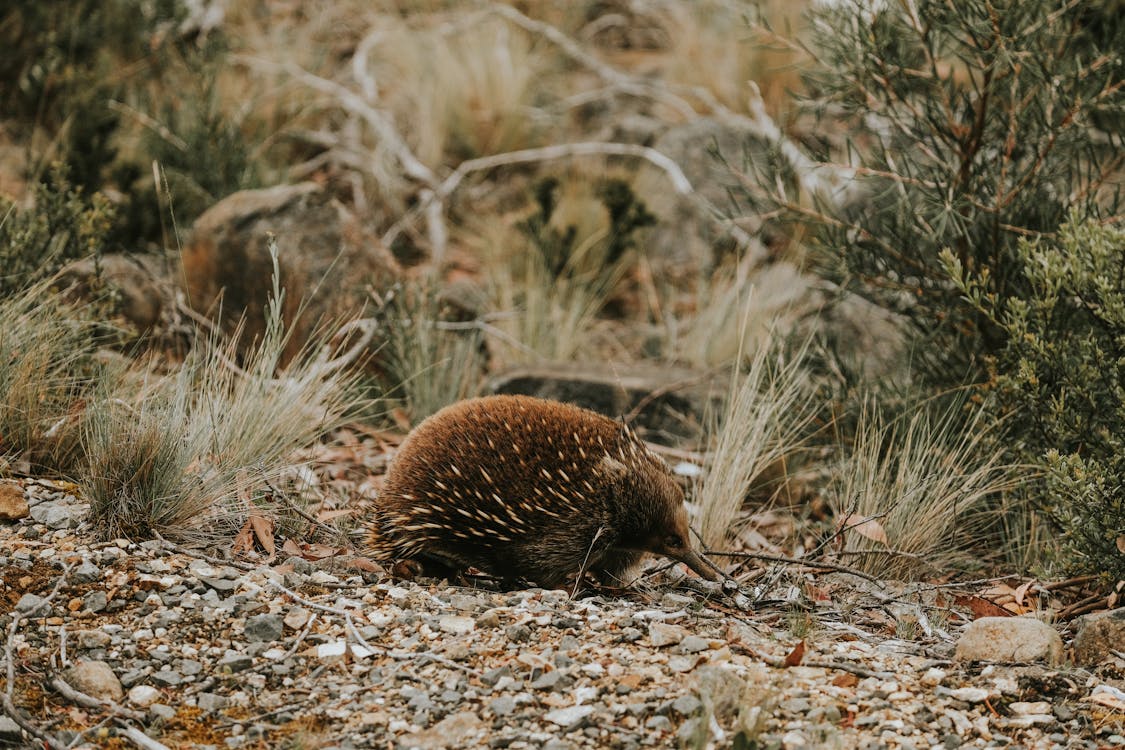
[950,217,1125,579]
[0,166,114,297]
[745,0,1123,386]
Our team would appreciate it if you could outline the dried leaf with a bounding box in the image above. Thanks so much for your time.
[345,557,383,573]
[231,520,255,556]
[249,512,276,562]
[1012,580,1035,609]
[783,639,806,667]
[840,514,888,546]
[317,509,354,521]
[831,672,858,688]
[954,594,1014,619]
[282,538,303,557]
[1116,535,1125,554]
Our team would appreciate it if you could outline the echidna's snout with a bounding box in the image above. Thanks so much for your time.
[671,547,721,582]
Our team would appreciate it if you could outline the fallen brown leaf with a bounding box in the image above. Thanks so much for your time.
[249,512,276,562]
[955,594,1014,619]
[839,514,889,546]
[783,639,806,667]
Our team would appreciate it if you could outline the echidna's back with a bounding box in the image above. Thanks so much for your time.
[367,395,631,582]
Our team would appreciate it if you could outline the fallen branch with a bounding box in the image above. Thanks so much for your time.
[48,677,147,722]
[707,550,888,588]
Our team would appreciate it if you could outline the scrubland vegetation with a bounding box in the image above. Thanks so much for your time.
[0,0,1122,588]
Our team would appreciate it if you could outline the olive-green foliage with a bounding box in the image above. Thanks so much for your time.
[1,1,260,244]
[0,166,114,297]
[755,0,1123,385]
[0,0,182,191]
[949,218,1125,579]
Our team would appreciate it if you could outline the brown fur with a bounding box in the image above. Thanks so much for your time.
[366,395,718,588]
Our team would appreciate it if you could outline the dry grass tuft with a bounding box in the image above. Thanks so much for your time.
[378,281,488,424]
[695,333,818,550]
[0,283,98,473]
[827,400,1019,580]
[83,247,365,542]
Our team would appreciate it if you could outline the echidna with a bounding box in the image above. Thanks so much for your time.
[366,395,719,588]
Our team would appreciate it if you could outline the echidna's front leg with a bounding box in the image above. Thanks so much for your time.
[593,548,645,586]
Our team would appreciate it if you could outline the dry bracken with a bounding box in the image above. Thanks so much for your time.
[366,395,718,587]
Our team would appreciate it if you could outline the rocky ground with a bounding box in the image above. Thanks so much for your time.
[2,478,1124,750]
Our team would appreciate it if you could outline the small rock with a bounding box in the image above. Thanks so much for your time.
[1009,701,1052,716]
[489,696,517,716]
[648,623,687,648]
[151,671,183,687]
[1073,607,1125,666]
[15,593,46,615]
[505,624,531,643]
[920,667,946,686]
[72,561,102,583]
[218,652,253,673]
[667,656,698,673]
[481,666,511,687]
[244,613,284,642]
[197,693,228,713]
[938,687,992,704]
[76,630,112,650]
[65,660,123,703]
[283,608,311,631]
[83,590,108,613]
[150,704,177,721]
[672,694,702,715]
[953,617,1063,665]
[401,710,485,750]
[438,615,475,635]
[0,715,23,744]
[679,635,710,654]
[544,705,595,730]
[529,670,566,691]
[179,659,204,676]
[476,609,502,629]
[128,685,161,707]
[0,483,29,520]
[644,715,672,731]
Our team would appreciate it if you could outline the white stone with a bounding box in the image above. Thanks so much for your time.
[438,616,475,635]
[128,685,161,707]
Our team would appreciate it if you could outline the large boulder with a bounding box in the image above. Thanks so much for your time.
[180,182,400,361]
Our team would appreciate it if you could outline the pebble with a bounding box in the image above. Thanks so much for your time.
[16,593,47,614]
[151,670,184,687]
[198,693,229,713]
[218,652,253,673]
[544,705,595,729]
[244,613,284,642]
[128,685,161,707]
[72,560,102,583]
[65,660,124,702]
[648,623,686,648]
[954,617,1063,665]
[678,635,710,654]
[438,615,476,635]
[83,590,108,613]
